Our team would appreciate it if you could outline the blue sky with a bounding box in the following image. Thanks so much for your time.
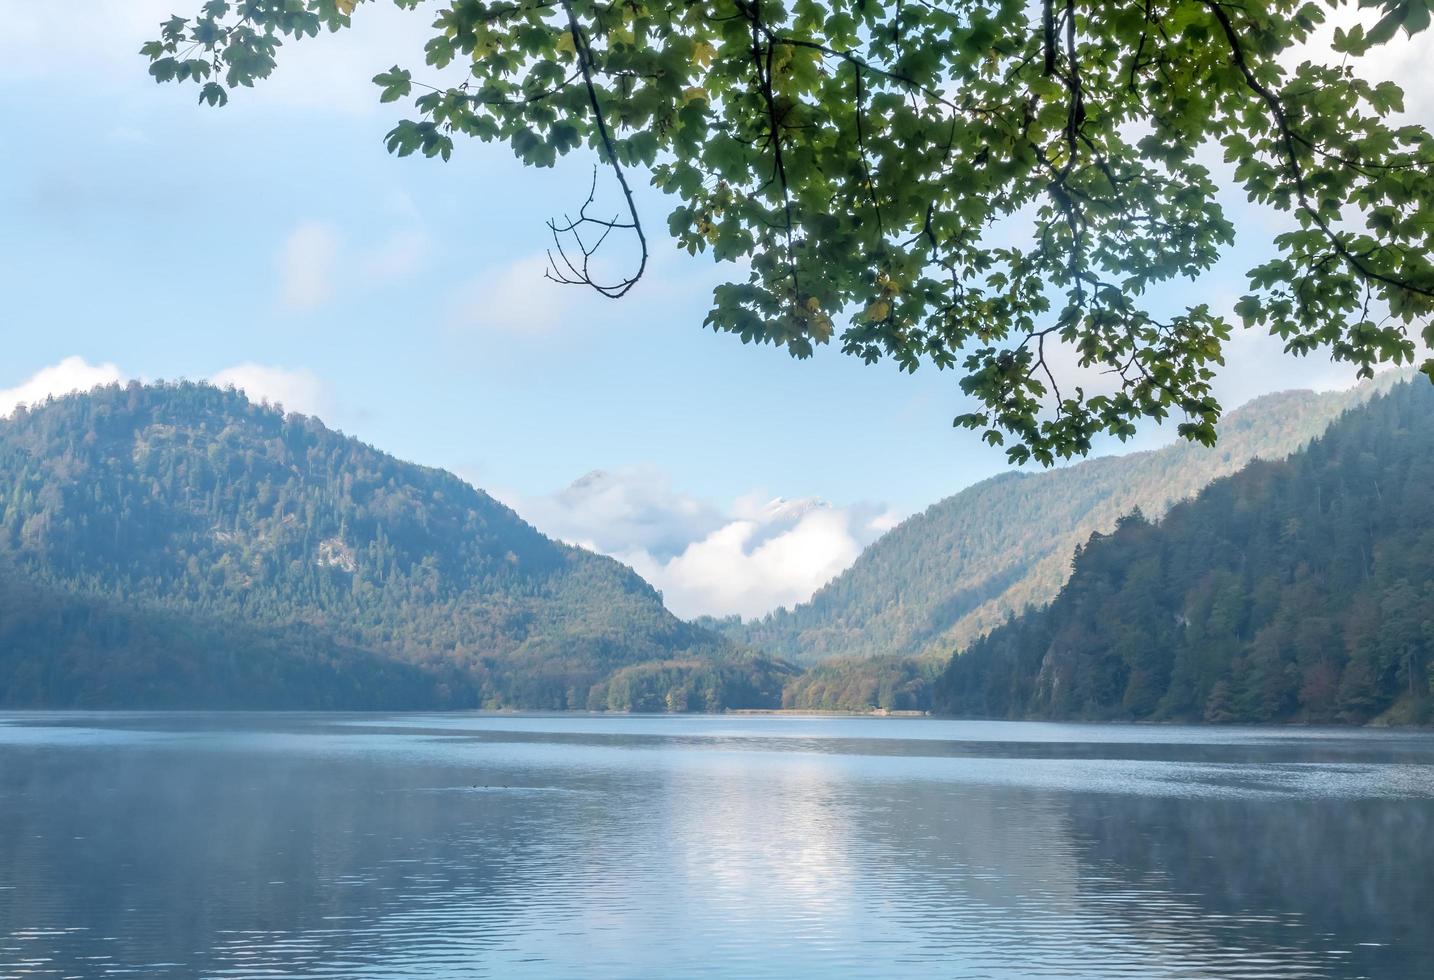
[2,3,1427,618]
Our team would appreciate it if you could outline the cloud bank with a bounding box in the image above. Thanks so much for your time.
[1,358,333,422]
[208,364,332,418]
[507,468,899,620]
[0,356,124,417]
[449,255,575,334]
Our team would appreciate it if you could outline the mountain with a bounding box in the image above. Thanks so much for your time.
[732,375,1404,668]
[933,379,1434,725]
[0,382,789,710]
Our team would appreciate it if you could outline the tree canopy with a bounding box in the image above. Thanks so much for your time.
[934,379,1434,725]
[144,0,1434,462]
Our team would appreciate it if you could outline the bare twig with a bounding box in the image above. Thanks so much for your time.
[544,1,649,299]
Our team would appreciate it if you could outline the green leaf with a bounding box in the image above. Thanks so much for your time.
[372,66,412,103]
[198,81,229,107]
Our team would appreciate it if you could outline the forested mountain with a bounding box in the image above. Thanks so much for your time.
[934,380,1434,725]
[0,383,789,710]
[732,376,1403,667]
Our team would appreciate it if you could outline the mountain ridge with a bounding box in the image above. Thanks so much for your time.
[0,381,788,710]
[729,374,1408,668]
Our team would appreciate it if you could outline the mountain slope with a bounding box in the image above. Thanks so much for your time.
[933,379,1434,725]
[0,575,451,709]
[733,376,1403,666]
[0,382,787,709]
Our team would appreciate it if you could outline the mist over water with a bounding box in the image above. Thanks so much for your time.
[2,714,1432,979]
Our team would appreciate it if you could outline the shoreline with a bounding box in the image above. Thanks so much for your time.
[726,707,930,718]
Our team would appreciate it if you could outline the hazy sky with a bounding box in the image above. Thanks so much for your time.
[2,3,1428,618]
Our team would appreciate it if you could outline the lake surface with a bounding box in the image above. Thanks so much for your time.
[2,714,1432,979]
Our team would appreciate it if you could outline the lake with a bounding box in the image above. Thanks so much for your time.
[1,713,1432,979]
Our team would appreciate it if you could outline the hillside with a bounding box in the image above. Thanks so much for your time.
[733,376,1403,668]
[0,382,788,710]
[933,379,1434,725]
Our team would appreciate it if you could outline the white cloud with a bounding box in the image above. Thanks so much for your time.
[209,363,331,418]
[278,220,340,311]
[450,255,574,334]
[510,467,727,561]
[626,499,872,620]
[1,357,333,421]
[277,220,429,311]
[868,508,904,534]
[1212,330,1360,410]
[507,470,896,620]
[361,228,429,282]
[0,357,123,417]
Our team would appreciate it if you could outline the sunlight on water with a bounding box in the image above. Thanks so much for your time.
[1,713,1432,979]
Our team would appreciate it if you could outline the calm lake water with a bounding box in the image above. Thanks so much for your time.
[2,714,1433,979]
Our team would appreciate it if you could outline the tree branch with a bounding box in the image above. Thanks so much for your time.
[545,0,648,299]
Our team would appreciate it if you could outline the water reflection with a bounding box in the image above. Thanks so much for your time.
[1,713,1431,978]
